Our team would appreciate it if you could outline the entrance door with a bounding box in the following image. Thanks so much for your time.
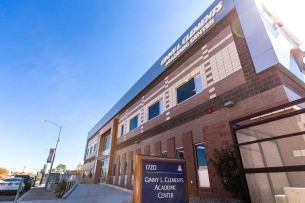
[99,159,109,183]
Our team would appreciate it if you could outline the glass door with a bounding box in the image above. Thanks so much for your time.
[99,159,109,183]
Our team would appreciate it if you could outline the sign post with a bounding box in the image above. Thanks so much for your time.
[134,154,188,203]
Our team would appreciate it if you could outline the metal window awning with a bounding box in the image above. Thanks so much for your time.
[95,155,109,161]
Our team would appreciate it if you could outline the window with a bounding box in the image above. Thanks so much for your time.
[149,100,163,120]
[195,143,210,187]
[103,134,110,151]
[195,143,207,169]
[131,159,134,174]
[176,147,184,158]
[121,125,124,136]
[89,169,93,178]
[90,146,93,154]
[161,151,167,157]
[130,116,139,131]
[93,143,97,152]
[119,162,122,175]
[125,161,128,174]
[177,75,203,104]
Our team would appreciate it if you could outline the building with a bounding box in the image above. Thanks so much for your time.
[82,0,305,201]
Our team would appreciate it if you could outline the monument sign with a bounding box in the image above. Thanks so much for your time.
[134,154,188,203]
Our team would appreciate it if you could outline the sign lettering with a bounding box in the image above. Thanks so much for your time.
[161,1,223,67]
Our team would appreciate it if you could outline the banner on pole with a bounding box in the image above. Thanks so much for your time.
[46,148,55,163]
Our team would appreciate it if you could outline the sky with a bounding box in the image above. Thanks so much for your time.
[0,0,304,173]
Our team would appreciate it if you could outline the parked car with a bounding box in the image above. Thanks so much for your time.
[14,175,31,191]
[29,176,36,187]
[0,177,25,194]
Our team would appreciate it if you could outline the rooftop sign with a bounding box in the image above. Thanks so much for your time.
[161,1,223,67]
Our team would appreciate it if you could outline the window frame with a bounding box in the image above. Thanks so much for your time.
[103,134,111,151]
[161,151,167,157]
[176,74,203,104]
[148,100,163,120]
[194,142,208,169]
[120,124,124,136]
[129,115,139,131]
[176,147,184,158]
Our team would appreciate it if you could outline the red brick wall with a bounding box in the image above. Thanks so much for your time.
[144,145,150,155]
[167,137,175,158]
[154,141,161,156]
[182,131,198,196]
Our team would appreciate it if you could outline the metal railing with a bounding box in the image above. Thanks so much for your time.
[63,174,81,194]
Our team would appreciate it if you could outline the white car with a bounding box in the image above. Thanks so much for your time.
[0,177,25,194]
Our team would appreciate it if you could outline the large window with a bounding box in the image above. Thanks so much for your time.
[93,143,97,152]
[130,116,139,131]
[149,100,163,120]
[103,134,111,151]
[176,147,184,158]
[195,143,210,187]
[177,75,203,104]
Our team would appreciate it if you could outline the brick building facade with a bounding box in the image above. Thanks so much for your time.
[82,0,305,200]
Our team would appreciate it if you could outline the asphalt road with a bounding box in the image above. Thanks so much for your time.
[0,192,25,202]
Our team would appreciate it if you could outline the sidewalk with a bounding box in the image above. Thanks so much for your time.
[17,184,132,203]
[19,186,57,202]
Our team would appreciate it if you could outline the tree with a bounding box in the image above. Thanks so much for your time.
[55,164,66,173]
[0,167,9,180]
[0,167,9,175]
[209,147,245,201]
[76,162,83,174]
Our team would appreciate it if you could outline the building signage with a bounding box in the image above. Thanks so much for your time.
[161,1,223,67]
[134,154,188,203]
[46,148,55,163]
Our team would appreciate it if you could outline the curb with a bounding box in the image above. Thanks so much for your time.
[17,190,30,202]
[62,183,78,199]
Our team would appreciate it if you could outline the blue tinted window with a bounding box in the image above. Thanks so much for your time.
[149,102,160,120]
[195,143,207,168]
[130,116,138,131]
[121,125,124,136]
[177,78,196,104]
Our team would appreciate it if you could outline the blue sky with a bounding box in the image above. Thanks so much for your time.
[0,0,304,173]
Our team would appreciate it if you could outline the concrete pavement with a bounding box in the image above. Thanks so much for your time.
[18,184,132,203]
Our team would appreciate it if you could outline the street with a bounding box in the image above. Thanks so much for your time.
[0,192,25,202]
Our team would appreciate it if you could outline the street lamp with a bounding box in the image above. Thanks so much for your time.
[42,119,62,189]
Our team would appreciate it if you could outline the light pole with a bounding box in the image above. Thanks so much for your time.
[42,119,62,189]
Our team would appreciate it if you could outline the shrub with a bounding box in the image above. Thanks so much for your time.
[209,147,245,201]
[55,180,67,198]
